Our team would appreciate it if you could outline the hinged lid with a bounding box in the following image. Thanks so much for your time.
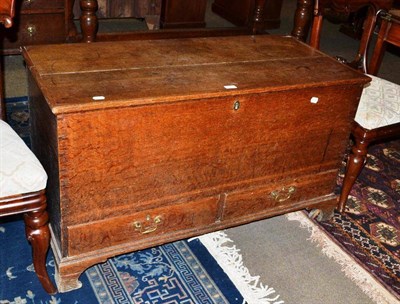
[22,35,370,114]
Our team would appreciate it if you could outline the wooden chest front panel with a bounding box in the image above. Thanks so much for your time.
[54,85,359,256]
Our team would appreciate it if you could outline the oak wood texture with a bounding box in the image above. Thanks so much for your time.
[212,0,283,29]
[2,0,76,54]
[23,35,369,292]
[0,1,56,294]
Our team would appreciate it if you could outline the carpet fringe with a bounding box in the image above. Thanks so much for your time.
[191,231,284,304]
[286,211,399,304]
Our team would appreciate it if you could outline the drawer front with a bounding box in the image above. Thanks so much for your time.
[67,196,219,256]
[223,171,338,221]
[21,0,64,10]
[3,13,65,49]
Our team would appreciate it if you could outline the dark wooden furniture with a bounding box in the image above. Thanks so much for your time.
[73,0,161,19]
[0,0,56,294]
[2,0,76,54]
[309,2,400,212]
[23,34,369,292]
[369,9,400,74]
[160,0,207,28]
[79,0,269,42]
[291,0,393,42]
[212,0,283,29]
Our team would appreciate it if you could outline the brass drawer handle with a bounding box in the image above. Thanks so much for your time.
[133,215,162,234]
[270,186,296,202]
[26,25,36,37]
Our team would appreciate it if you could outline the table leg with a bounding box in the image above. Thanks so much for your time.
[291,0,313,41]
[80,0,98,42]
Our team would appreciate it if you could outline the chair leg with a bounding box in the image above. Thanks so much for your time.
[338,129,371,213]
[24,198,57,295]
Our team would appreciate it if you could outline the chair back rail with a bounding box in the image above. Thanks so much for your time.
[369,9,400,75]
[309,0,381,74]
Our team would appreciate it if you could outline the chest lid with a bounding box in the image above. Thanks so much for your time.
[22,35,370,114]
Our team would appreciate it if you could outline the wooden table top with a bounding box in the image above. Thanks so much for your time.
[22,35,369,114]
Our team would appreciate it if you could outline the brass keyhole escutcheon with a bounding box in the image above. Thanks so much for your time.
[270,186,296,202]
[133,215,162,234]
[233,100,240,111]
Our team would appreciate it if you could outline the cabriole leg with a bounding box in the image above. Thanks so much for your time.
[24,203,57,294]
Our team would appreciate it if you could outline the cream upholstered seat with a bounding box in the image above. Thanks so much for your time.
[0,120,47,197]
[0,0,57,294]
[308,1,400,213]
[355,75,400,130]
[0,120,56,294]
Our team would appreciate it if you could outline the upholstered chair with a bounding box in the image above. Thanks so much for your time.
[309,1,400,212]
[0,0,57,294]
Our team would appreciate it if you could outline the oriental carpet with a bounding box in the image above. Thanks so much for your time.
[0,219,283,304]
[288,139,400,304]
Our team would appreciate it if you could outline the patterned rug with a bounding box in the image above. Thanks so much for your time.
[0,218,283,304]
[288,139,400,304]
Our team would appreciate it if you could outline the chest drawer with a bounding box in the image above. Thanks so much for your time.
[3,0,69,53]
[4,13,65,49]
[67,196,219,256]
[223,170,338,221]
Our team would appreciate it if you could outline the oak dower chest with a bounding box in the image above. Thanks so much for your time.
[22,35,369,292]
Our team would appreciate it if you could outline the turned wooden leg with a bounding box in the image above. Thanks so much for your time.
[24,201,57,295]
[80,0,98,42]
[338,126,371,212]
[291,0,313,42]
[252,0,267,34]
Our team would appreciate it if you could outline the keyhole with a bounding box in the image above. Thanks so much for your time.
[233,100,240,111]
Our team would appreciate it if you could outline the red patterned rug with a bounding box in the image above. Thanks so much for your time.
[288,139,400,304]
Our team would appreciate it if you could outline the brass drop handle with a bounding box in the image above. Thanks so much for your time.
[133,215,162,234]
[270,186,296,202]
[26,25,36,37]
